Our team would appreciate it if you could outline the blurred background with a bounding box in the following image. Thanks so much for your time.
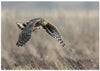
[1,2,99,70]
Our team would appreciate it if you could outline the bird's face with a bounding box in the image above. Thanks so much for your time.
[43,21,48,26]
[41,19,48,26]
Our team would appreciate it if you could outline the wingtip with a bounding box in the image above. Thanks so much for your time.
[16,42,19,47]
[16,42,23,47]
[62,44,73,52]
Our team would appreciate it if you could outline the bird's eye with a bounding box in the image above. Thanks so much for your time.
[43,21,47,25]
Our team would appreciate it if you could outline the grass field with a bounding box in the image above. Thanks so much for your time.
[1,2,99,70]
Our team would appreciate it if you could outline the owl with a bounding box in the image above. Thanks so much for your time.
[16,17,66,48]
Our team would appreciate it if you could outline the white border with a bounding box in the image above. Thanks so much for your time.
[0,1,99,71]
[0,0,100,1]
[0,2,1,70]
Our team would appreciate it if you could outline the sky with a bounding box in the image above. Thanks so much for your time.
[1,2,99,11]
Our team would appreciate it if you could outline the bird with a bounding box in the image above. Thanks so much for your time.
[16,17,66,48]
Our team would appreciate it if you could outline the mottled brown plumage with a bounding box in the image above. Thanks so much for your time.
[16,17,66,47]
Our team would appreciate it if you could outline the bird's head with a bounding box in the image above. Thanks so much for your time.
[40,18,48,26]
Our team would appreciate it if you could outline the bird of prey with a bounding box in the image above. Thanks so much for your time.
[16,17,66,48]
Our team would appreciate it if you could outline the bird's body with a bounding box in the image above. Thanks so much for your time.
[16,17,66,47]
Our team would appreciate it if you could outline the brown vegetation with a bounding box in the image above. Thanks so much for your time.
[1,2,99,70]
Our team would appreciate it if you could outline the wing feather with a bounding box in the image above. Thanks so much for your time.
[16,25,33,47]
[16,18,41,47]
[43,23,66,47]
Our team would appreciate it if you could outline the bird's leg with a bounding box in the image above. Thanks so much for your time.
[33,26,43,32]
[36,27,40,29]
[37,26,43,29]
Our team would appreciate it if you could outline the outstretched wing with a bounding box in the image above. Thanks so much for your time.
[16,18,41,47]
[16,26,33,47]
[43,23,66,47]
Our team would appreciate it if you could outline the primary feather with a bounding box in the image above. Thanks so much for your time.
[43,23,66,47]
[16,26,33,47]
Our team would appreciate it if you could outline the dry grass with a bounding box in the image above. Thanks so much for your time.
[1,2,99,70]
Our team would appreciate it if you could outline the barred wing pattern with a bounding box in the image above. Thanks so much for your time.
[43,24,65,47]
[16,18,41,47]
[16,17,66,48]
[16,26,33,47]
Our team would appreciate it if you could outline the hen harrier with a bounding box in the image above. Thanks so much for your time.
[16,17,66,48]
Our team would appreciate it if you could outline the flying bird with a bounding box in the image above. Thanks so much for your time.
[16,17,66,48]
